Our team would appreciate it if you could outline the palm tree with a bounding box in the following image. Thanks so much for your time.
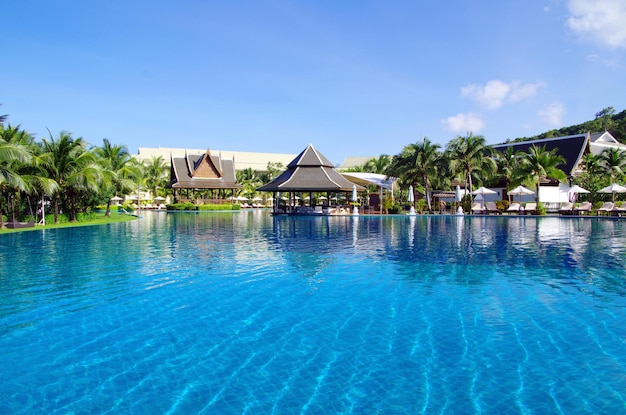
[142,155,168,201]
[40,132,104,223]
[364,154,391,174]
[387,138,443,212]
[0,136,32,227]
[446,133,497,194]
[494,147,521,201]
[599,147,626,183]
[516,145,567,203]
[95,139,142,215]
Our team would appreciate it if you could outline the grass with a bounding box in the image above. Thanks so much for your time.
[0,212,138,234]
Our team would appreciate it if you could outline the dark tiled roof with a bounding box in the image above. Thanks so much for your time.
[258,144,365,192]
[169,150,242,189]
[492,133,589,176]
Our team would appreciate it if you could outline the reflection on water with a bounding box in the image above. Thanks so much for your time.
[1,211,626,414]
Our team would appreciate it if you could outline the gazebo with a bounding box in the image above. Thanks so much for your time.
[257,144,365,214]
[168,148,242,203]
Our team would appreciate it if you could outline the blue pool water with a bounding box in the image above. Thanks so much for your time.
[1,211,625,414]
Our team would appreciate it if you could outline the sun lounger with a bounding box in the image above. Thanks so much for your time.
[558,202,574,215]
[573,202,592,215]
[506,203,521,214]
[597,202,614,216]
[614,203,626,216]
[485,201,500,215]
[471,202,485,214]
[524,202,537,215]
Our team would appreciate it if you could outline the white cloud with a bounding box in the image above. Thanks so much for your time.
[567,0,626,49]
[442,113,485,133]
[461,80,543,109]
[538,102,566,127]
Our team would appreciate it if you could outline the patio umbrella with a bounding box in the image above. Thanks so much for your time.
[567,185,589,202]
[508,185,534,204]
[154,196,166,201]
[352,184,358,202]
[598,183,626,202]
[471,186,496,209]
[408,185,416,215]
[111,196,123,201]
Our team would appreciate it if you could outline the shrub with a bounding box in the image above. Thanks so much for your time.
[536,202,547,215]
[495,200,509,211]
[388,204,401,214]
[415,199,428,213]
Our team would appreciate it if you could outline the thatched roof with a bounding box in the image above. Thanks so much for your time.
[168,149,242,189]
[257,144,365,192]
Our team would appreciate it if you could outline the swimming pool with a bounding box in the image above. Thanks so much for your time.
[1,211,625,414]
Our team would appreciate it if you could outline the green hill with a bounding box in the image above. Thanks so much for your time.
[504,107,626,144]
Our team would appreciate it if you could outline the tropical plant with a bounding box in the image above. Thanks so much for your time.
[95,139,142,215]
[516,145,567,203]
[142,155,168,200]
[364,154,391,174]
[598,147,626,183]
[494,146,520,201]
[387,138,444,212]
[446,132,497,194]
[40,132,104,223]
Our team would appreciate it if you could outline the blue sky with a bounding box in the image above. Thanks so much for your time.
[2,0,625,164]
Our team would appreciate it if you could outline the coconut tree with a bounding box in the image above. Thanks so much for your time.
[446,132,497,194]
[387,138,443,212]
[494,146,521,202]
[0,137,32,227]
[40,132,104,223]
[598,147,626,183]
[516,145,567,203]
[364,154,391,174]
[142,155,168,201]
[95,139,142,215]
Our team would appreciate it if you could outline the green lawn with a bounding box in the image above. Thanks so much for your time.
[0,213,138,234]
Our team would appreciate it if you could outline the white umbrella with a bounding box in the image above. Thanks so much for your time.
[318,196,327,200]
[567,185,589,202]
[471,186,496,208]
[352,184,359,215]
[111,196,123,201]
[508,185,534,205]
[234,196,248,201]
[598,183,626,202]
[455,185,462,203]
[408,185,416,215]
[154,196,166,201]
[252,196,262,201]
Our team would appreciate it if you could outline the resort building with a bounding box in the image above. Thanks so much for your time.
[136,147,297,172]
[491,131,624,207]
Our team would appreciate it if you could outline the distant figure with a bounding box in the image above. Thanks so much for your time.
[439,201,447,214]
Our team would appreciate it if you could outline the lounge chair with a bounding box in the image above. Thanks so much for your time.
[471,202,485,214]
[573,202,592,215]
[506,203,521,214]
[614,202,626,217]
[524,202,537,215]
[486,201,500,215]
[558,202,574,215]
[597,202,614,216]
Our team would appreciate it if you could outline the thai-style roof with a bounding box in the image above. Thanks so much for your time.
[492,133,589,177]
[168,149,242,189]
[257,144,366,192]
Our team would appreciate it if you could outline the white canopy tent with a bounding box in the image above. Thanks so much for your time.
[342,172,397,214]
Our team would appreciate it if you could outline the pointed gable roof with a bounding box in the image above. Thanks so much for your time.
[168,148,242,189]
[492,133,589,177]
[257,144,365,192]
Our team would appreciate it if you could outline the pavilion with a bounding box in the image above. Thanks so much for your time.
[257,144,365,214]
[168,148,242,203]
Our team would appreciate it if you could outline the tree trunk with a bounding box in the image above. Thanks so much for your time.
[53,194,60,224]
[105,200,112,216]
